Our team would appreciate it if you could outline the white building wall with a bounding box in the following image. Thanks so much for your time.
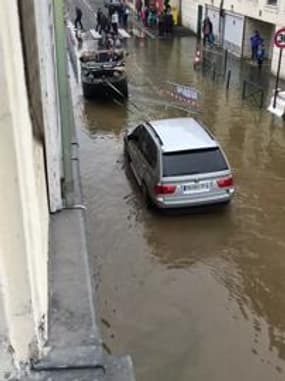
[272,1,285,78]
[34,0,63,213]
[0,0,61,367]
[223,12,245,56]
[206,6,220,40]
[0,35,46,365]
[272,34,285,79]
[221,0,279,24]
[181,0,199,32]
[182,0,285,78]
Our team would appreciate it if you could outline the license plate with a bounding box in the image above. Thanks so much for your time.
[183,182,211,193]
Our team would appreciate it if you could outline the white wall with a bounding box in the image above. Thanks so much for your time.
[34,0,63,213]
[271,26,285,79]
[272,1,285,79]
[223,12,245,56]
[181,0,285,77]
[0,0,50,366]
[181,0,200,32]
[221,0,279,24]
[206,6,220,40]
[181,0,284,33]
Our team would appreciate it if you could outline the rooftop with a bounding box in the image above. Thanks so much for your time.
[149,118,217,152]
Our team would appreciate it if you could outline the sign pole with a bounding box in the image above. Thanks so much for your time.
[273,48,283,109]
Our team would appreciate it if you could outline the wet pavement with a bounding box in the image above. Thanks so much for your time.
[68,3,285,379]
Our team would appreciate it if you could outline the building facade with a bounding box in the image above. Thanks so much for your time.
[0,0,67,376]
[181,0,285,78]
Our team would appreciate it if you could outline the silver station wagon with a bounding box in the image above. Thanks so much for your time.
[124,118,235,208]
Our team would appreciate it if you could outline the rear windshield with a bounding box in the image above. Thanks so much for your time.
[162,148,228,177]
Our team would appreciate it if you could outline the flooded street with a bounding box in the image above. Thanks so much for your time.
[78,36,285,380]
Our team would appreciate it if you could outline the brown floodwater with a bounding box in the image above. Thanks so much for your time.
[77,36,285,381]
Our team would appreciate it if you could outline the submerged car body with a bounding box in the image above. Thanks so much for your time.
[124,118,235,208]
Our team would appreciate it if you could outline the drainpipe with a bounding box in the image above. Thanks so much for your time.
[177,0,182,26]
[53,0,74,207]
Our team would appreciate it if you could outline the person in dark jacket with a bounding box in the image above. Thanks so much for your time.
[256,43,265,70]
[136,0,142,20]
[202,16,213,47]
[96,8,103,32]
[165,9,173,35]
[123,6,130,28]
[250,31,262,60]
[158,12,165,36]
[74,7,83,30]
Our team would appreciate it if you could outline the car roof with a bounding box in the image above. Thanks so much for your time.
[148,118,218,152]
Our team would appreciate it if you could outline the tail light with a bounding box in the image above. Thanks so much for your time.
[154,184,176,195]
[217,176,234,188]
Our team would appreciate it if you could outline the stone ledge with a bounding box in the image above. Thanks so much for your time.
[23,355,135,381]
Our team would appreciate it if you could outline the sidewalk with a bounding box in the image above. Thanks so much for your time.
[17,1,136,379]
[21,66,135,381]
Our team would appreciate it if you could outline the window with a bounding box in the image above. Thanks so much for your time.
[129,125,144,143]
[140,129,157,168]
[162,148,228,177]
[267,0,277,5]
[130,125,158,168]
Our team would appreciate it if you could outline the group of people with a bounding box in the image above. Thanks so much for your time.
[250,31,265,69]
[74,2,130,36]
[76,5,267,70]
[107,1,130,29]
[97,4,130,35]
[136,1,174,37]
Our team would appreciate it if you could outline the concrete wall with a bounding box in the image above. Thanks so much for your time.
[222,12,244,56]
[33,0,63,213]
[206,6,220,40]
[181,0,200,32]
[0,6,47,363]
[182,0,280,37]
[218,0,279,24]
[181,0,285,78]
[0,0,63,368]
[272,27,285,79]
[18,0,63,213]
[272,1,285,79]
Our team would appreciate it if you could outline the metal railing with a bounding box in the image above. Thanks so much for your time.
[201,48,266,109]
[242,80,265,109]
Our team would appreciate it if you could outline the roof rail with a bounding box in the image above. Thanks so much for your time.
[195,118,215,141]
[145,121,163,145]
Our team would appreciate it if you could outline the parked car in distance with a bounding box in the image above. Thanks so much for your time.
[124,117,235,208]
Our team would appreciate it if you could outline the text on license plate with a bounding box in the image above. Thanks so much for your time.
[183,182,211,193]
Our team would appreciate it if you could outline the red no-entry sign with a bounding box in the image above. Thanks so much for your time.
[274,27,285,48]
